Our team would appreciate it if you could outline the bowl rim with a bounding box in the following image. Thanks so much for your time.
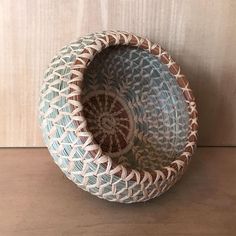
[68,30,198,183]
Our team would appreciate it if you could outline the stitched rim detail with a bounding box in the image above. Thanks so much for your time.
[68,31,198,183]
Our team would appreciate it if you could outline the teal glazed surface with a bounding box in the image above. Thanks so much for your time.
[39,31,197,203]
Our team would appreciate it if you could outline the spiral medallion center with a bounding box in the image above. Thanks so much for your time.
[82,90,134,157]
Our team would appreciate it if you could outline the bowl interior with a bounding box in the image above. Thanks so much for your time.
[81,45,189,171]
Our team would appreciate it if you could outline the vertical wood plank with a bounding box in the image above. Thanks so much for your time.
[0,0,235,146]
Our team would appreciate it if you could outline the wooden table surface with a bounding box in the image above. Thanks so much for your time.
[0,148,235,236]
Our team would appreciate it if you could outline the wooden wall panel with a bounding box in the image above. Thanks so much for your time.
[0,0,235,147]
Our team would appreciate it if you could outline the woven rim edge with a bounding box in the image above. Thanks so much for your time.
[68,30,198,184]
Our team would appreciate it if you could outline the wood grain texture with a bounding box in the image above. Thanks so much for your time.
[0,147,235,235]
[0,0,236,146]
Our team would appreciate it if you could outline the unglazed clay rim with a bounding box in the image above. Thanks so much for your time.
[68,30,198,182]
